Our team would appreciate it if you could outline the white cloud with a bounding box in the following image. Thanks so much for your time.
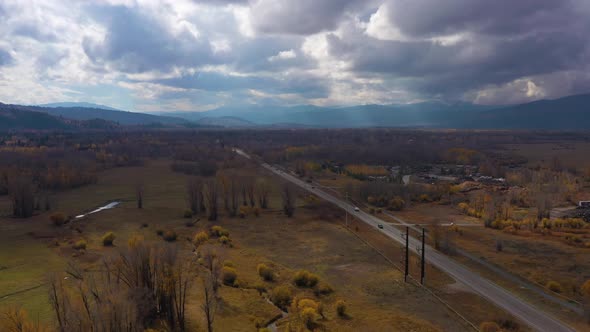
[268,49,296,62]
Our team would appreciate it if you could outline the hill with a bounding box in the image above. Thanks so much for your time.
[32,105,189,126]
[0,103,70,130]
[0,103,119,130]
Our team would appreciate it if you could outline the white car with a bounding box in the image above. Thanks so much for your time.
[354,207,360,212]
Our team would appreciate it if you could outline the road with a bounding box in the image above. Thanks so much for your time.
[234,148,577,332]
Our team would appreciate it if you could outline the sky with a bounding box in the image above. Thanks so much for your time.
[0,0,589,113]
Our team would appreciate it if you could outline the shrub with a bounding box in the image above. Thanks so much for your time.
[336,300,347,317]
[546,280,563,293]
[223,260,235,267]
[218,235,231,245]
[73,239,87,250]
[270,286,292,310]
[253,281,266,295]
[163,230,177,242]
[222,266,238,286]
[253,207,260,217]
[183,209,193,218]
[101,232,115,246]
[458,202,469,212]
[50,212,66,226]
[300,307,319,330]
[257,263,275,281]
[418,194,431,203]
[210,225,229,237]
[388,196,405,211]
[141,223,148,228]
[479,321,501,332]
[156,229,164,236]
[313,282,334,296]
[297,298,319,311]
[193,231,209,247]
[293,270,319,288]
[239,206,249,218]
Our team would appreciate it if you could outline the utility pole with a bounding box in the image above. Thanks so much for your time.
[420,228,426,285]
[404,226,409,282]
[345,191,349,228]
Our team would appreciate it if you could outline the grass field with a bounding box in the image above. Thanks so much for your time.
[0,159,506,331]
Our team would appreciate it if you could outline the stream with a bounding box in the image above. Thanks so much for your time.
[263,296,289,332]
[75,201,120,219]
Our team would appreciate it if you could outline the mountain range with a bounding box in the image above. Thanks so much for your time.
[1,93,589,130]
[166,94,590,129]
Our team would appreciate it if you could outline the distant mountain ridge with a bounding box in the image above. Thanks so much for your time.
[0,103,118,130]
[38,102,121,111]
[166,94,590,129]
[3,93,590,130]
[33,104,189,126]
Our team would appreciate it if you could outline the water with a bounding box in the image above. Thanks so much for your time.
[75,201,120,219]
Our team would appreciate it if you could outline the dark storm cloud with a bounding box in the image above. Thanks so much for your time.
[250,0,371,35]
[385,0,571,38]
[82,6,220,73]
[326,0,590,101]
[0,48,13,66]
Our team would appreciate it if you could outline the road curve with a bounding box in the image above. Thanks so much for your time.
[234,149,577,332]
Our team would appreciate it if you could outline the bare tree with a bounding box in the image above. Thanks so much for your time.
[200,245,222,294]
[282,184,295,217]
[204,180,219,221]
[9,177,35,218]
[245,180,255,207]
[218,173,230,213]
[48,274,69,332]
[256,179,270,209]
[230,177,239,217]
[187,178,204,215]
[535,193,552,223]
[201,273,217,332]
[136,183,144,209]
[241,184,248,207]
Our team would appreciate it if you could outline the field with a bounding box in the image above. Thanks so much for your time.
[0,158,508,331]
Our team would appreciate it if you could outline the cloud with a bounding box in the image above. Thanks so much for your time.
[0,48,13,66]
[268,49,296,62]
[0,0,589,110]
[249,0,370,35]
[82,5,220,74]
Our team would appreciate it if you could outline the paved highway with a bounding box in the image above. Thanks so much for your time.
[234,148,576,332]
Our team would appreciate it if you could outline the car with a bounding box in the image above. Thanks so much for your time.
[354,207,360,212]
[311,186,315,189]
[378,224,384,229]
